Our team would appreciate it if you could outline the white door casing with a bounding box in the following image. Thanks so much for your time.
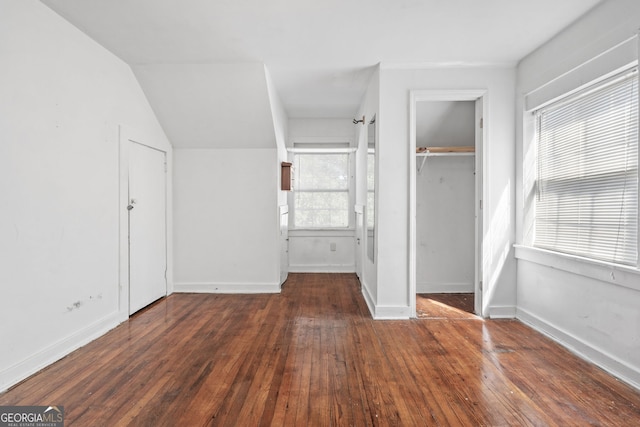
[409,90,486,318]
[279,205,289,286]
[355,205,365,280]
[474,99,484,315]
[118,127,170,318]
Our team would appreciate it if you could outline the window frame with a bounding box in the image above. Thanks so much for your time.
[288,139,355,230]
[529,67,640,269]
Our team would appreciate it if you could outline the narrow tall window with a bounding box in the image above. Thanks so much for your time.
[293,153,350,228]
[534,69,639,266]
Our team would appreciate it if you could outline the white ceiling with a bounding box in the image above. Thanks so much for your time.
[41,0,602,119]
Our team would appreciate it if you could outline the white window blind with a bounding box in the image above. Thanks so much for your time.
[534,69,639,266]
[293,153,350,228]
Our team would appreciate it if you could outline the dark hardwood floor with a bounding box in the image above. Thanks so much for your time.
[2,273,640,426]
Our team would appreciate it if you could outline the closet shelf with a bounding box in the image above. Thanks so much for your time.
[416,146,475,155]
[416,146,475,173]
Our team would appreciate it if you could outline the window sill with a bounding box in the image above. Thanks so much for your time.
[289,229,355,238]
[514,245,640,292]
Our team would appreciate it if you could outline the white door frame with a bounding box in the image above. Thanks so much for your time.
[409,90,486,318]
[118,126,169,318]
[279,204,289,286]
[354,204,365,280]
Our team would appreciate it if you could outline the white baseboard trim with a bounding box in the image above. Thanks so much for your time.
[0,311,122,393]
[416,282,474,293]
[359,280,410,320]
[488,305,517,319]
[373,305,411,320]
[517,308,640,390]
[288,264,356,273]
[361,281,376,318]
[173,282,281,294]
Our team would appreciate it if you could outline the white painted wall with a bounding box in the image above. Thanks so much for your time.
[173,149,280,293]
[416,101,475,147]
[286,118,357,273]
[374,66,516,318]
[288,231,355,273]
[265,66,290,207]
[515,0,640,389]
[289,119,355,141]
[264,66,291,285]
[416,101,475,293]
[133,63,276,149]
[0,0,172,391]
[171,66,284,292]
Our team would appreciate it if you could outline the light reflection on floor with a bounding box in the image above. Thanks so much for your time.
[416,293,477,319]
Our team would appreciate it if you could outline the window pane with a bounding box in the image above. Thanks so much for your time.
[367,191,375,229]
[294,191,349,228]
[293,152,350,228]
[295,154,349,190]
[534,70,638,265]
[367,153,375,189]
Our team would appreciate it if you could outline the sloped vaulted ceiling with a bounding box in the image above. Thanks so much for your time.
[132,63,276,148]
[40,0,604,149]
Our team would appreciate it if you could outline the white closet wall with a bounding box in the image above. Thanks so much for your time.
[416,101,475,293]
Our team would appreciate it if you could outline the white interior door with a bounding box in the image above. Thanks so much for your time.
[128,141,167,315]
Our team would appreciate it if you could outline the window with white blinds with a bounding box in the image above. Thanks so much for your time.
[534,69,639,266]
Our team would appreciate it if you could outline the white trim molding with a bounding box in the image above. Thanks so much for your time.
[288,264,356,273]
[287,147,357,154]
[380,61,516,70]
[517,308,640,390]
[361,281,376,317]
[515,245,640,292]
[119,125,173,316]
[487,306,517,319]
[409,89,487,319]
[173,282,281,294]
[360,280,411,320]
[524,35,638,111]
[416,282,474,293]
[288,229,355,237]
[372,305,412,320]
[0,312,122,393]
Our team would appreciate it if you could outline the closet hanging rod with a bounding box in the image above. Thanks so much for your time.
[416,146,475,173]
[417,146,475,154]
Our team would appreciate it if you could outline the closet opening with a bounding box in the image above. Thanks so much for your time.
[409,91,485,318]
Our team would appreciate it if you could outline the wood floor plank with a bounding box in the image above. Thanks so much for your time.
[416,293,476,319]
[2,273,640,426]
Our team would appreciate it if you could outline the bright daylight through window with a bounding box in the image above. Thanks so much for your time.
[534,68,639,266]
[293,153,350,228]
